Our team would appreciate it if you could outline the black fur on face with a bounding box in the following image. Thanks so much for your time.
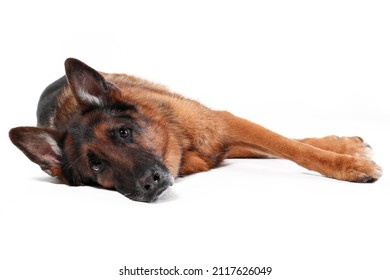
[60,105,173,202]
[9,58,174,202]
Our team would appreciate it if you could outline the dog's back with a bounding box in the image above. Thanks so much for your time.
[37,76,67,127]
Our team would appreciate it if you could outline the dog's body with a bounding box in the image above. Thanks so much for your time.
[9,58,382,202]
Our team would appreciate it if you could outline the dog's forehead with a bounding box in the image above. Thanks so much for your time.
[65,106,138,142]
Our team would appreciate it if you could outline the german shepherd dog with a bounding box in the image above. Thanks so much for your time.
[9,58,382,202]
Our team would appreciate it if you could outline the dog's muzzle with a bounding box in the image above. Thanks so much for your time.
[121,165,174,202]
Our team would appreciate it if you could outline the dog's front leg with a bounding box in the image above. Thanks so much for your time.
[219,111,382,182]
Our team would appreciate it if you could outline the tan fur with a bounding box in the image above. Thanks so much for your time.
[100,73,382,182]
[9,58,383,203]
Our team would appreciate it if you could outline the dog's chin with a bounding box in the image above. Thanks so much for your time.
[123,188,167,202]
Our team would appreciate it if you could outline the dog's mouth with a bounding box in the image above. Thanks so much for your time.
[121,175,174,203]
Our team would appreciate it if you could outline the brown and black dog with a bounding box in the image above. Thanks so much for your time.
[9,58,382,202]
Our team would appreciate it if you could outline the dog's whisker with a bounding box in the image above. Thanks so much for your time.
[66,152,88,169]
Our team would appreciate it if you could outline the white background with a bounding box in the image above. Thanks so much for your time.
[1,1,389,279]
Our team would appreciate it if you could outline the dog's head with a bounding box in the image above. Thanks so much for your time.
[9,58,174,202]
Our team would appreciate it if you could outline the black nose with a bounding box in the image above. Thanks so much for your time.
[137,168,171,194]
[141,171,161,192]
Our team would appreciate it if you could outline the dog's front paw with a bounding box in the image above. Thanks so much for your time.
[337,155,382,183]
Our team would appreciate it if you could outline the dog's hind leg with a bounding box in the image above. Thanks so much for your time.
[218,111,382,183]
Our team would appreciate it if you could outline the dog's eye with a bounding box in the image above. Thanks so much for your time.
[118,127,131,138]
[90,160,104,173]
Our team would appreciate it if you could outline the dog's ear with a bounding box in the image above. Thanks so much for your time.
[64,58,117,109]
[9,127,62,177]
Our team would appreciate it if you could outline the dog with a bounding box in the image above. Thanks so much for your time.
[9,58,382,202]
